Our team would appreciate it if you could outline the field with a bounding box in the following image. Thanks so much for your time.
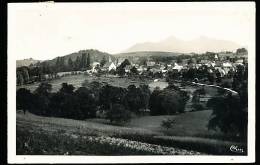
[16,110,246,155]
[17,74,154,92]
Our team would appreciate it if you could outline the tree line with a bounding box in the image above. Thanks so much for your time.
[17,81,189,124]
[16,53,94,85]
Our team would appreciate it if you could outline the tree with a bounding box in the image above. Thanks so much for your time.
[59,83,75,94]
[187,58,193,65]
[106,103,131,125]
[207,93,247,139]
[75,87,98,119]
[17,88,34,114]
[55,56,65,72]
[236,48,248,55]
[74,56,81,71]
[215,70,222,83]
[130,66,138,75]
[139,84,151,110]
[118,59,131,69]
[100,56,107,67]
[34,82,52,96]
[232,65,246,91]
[139,57,147,66]
[68,57,74,71]
[87,53,91,69]
[125,85,143,113]
[117,67,126,76]
[149,87,162,115]
[49,90,81,119]
[149,88,187,115]
[99,85,127,110]
[22,67,30,83]
[177,57,183,64]
[80,53,87,70]
[17,71,24,85]
[17,67,30,84]
[33,82,52,115]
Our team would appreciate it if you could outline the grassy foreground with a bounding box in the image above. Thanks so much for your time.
[16,112,246,155]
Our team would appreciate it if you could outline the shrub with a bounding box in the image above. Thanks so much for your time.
[106,104,131,125]
[161,118,175,130]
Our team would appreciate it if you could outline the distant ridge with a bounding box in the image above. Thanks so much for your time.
[16,58,41,67]
[114,51,182,57]
[123,36,241,54]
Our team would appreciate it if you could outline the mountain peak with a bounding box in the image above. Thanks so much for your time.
[124,36,241,53]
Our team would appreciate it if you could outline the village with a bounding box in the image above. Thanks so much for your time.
[46,48,248,85]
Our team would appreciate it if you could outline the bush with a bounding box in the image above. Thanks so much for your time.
[161,118,175,130]
[106,104,131,125]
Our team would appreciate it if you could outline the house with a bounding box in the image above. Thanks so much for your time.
[222,62,233,74]
[146,61,156,67]
[91,62,100,73]
[124,65,132,73]
[103,62,117,71]
[235,59,244,65]
[137,65,146,72]
[222,62,233,68]
[116,58,126,67]
[172,63,183,72]
[92,62,100,67]
[200,59,209,64]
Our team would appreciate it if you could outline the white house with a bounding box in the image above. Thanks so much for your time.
[103,62,117,71]
[222,62,233,68]
[172,63,183,72]
[146,61,156,67]
[91,62,100,73]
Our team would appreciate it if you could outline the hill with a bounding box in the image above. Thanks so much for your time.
[123,36,241,54]
[16,58,41,67]
[42,49,115,66]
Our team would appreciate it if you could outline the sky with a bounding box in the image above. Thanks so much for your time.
[8,2,255,60]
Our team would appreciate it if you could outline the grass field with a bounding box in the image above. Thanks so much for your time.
[16,110,246,155]
[17,74,153,92]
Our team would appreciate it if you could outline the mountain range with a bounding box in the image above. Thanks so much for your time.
[16,36,243,67]
[123,36,241,54]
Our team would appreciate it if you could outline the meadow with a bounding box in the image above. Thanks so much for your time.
[17,74,154,92]
[16,109,246,155]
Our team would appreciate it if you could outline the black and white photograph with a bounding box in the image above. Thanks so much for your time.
[7,2,255,163]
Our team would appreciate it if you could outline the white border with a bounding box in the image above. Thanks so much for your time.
[8,2,255,163]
